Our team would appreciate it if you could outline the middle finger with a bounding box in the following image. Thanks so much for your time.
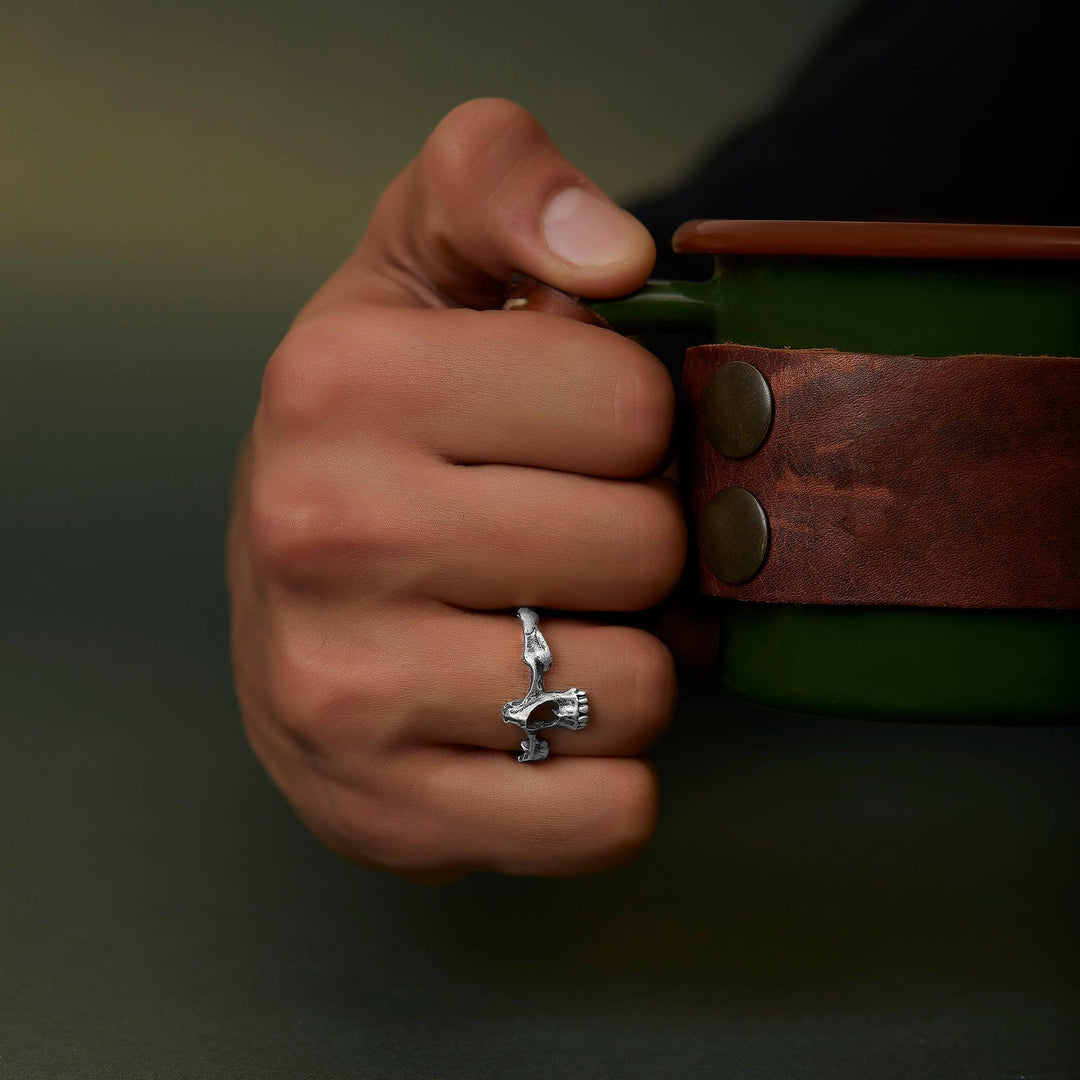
[410,465,686,611]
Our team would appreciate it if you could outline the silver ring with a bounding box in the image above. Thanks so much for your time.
[501,607,589,763]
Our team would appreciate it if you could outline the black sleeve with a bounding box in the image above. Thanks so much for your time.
[633,0,1077,278]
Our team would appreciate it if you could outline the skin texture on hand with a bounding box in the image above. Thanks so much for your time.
[227,98,686,882]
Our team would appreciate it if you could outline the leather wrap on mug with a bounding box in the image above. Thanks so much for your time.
[683,344,1080,609]
[503,220,1080,716]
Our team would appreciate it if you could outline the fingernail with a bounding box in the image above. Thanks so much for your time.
[542,187,644,268]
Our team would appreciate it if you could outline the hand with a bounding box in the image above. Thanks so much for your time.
[227,98,685,882]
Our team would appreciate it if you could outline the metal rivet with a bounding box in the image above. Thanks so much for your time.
[703,361,773,459]
[700,487,770,585]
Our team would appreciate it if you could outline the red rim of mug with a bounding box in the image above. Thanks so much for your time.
[672,219,1080,260]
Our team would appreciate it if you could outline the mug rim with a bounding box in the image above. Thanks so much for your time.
[672,219,1080,260]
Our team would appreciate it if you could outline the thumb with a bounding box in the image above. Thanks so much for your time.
[340,98,656,310]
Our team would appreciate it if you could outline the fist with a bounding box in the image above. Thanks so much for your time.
[227,99,686,881]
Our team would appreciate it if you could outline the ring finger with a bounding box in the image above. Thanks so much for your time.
[267,600,677,761]
[410,606,677,756]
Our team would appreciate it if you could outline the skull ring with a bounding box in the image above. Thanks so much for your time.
[502,607,589,763]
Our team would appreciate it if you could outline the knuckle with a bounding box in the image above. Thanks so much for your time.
[414,99,544,221]
[608,346,675,471]
[263,627,368,749]
[419,97,545,206]
[628,484,688,601]
[260,324,336,435]
[260,319,395,437]
[263,624,416,758]
[313,786,403,863]
[246,468,411,591]
[246,484,343,587]
[319,786,462,880]
[509,762,659,874]
[604,760,660,862]
[626,632,678,733]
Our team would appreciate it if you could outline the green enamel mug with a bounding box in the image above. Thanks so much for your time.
[518,220,1080,719]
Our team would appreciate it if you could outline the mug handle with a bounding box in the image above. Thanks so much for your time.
[504,275,714,336]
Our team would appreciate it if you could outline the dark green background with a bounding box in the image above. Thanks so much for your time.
[3,1,1078,1075]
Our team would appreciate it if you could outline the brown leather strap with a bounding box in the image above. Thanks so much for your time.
[683,344,1080,609]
